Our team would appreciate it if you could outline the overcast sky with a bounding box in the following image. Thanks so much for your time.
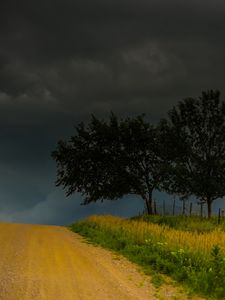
[0,0,225,224]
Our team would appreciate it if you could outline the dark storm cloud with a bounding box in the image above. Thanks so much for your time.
[1,0,225,111]
[0,0,225,224]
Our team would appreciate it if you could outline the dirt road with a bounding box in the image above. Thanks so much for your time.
[0,223,201,300]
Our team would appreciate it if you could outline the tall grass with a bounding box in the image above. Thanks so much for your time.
[70,215,225,299]
[132,214,225,233]
[81,215,225,255]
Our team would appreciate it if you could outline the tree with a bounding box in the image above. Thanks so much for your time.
[116,115,171,214]
[167,90,225,218]
[52,113,125,203]
[52,113,170,214]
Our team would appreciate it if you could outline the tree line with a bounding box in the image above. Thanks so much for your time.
[52,90,225,218]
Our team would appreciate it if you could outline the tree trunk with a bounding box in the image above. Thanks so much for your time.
[144,192,153,215]
[207,199,212,219]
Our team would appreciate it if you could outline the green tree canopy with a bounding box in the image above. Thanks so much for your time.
[52,113,170,214]
[167,90,225,217]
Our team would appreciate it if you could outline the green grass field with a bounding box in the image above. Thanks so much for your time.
[70,215,225,299]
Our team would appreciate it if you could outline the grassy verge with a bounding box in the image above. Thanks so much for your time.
[132,215,225,233]
[70,215,225,299]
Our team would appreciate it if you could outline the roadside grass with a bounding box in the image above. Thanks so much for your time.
[70,215,225,299]
[131,215,225,233]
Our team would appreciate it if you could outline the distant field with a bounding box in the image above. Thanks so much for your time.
[70,215,225,299]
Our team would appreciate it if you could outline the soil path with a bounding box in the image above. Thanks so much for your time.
[0,223,202,300]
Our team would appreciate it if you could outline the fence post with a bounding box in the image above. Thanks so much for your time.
[182,199,186,215]
[172,197,176,216]
[218,208,221,224]
[189,202,192,216]
[163,199,165,215]
[154,201,157,215]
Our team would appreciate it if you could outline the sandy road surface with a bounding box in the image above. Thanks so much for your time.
[0,223,202,300]
[0,223,159,300]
